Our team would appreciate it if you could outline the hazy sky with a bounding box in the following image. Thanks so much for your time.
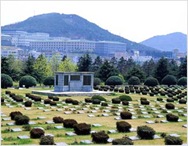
[1,0,187,42]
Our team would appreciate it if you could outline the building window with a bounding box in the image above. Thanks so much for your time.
[56,75,58,85]
[83,75,91,85]
[64,75,69,85]
[70,75,80,81]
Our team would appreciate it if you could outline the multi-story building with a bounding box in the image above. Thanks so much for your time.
[1,46,23,59]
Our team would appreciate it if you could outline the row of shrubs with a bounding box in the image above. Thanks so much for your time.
[10,111,30,125]
[25,93,41,102]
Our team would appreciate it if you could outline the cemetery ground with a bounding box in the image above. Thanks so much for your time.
[1,87,187,145]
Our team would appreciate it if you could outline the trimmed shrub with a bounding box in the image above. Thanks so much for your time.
[52,96,59,101]
[116,121,131,132]
[15,115,30,125]
[112,137,133,145]
[72,100,79,105]
[74,123,91,135]
[1,98,4,103]
[177,77,187,86]
[179,99,187,104]
[85,98,92,103]
[166,113,179,122]
[19,75,37,88]
[92,95,106,101]
[63,119,77,128]
[94,78,101,86]
[53,116,64,123]
[44,99,51,104]
[30,128,45,138]
[157,98,163,101]
[92,131,109,144]
[24,101,32,107]
[5,90,11,94]
[120,111,132,119]
[137,125,155,139]
[92,99,101,104]
[105,76,123,86]
[165,103,175,109]
[164,135,183,145]
[122,101,129,105]
[49,101,56,106]
[1,74,13,89]
[166,98,174,102]
[161,75,177,86]
[141,100,150,105]
[101,102,108,106]
[119,95,132,101]
[144,77,159,87]
[10,111,23,120]
[65,98,73,103]
[39,135,55,145]
[43,76,54,87]
[112,98,121,104]
[128,76,140,85]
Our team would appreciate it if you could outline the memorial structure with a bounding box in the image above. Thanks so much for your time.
[54,72,94,92]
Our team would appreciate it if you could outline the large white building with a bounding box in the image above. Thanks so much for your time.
[1,46,23,59]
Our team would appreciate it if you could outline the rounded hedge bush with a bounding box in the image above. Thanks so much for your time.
[105,76,123,86]
[128,76,140,85]
[122,101,129,105]
[74,123,91,135]
[24,101,32,107]
[10,111,23,120]
[164,135,183,145]
[112,137,133,145]
[119,95,132,101]
[91,131,109,144]
[116,121,131,132]
[112,98,121,104]
[92,99,101,104]
[85,98,92,103]
[30,128,45,139]
[63,119,77,128]
[1,74,13,89]
[101,102,108,106]
[179,99,187,104]
[94,78,101,86]
[165,103,175,109]
[166,113,179,122]
[15,115,30,125]
[19,75,37,88]
[161,75,177,86]
[120,111,132,119]
[53,116,64,123]
[137,125,155,139]
[39,135,54,145]
[43,76,54,87]
[177,77,187,86]
[92,95,106,101]
[144,77,159,87]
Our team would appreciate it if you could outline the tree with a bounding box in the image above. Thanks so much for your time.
[77,54,92,71]
[19,75,37,88]
[178,56,187,78]
[1,56,11,75]
[58,58,77,72]
[126,66,146,82]
[90,56,103,72]
[97,60,119,82]
[33,54,51,85]
[50,53,61,75]
[154,57,169,83]
[117,57,127,75]
[161,75,177,86]
[105,76,123,86]
[23,55,36,77]
[1,74,13,89]
[142,59,156,77]
[43,76,54,88]
[110,57,118,67]
[168,59,178,77]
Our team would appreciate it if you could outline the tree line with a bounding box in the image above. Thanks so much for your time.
[1,53,187,86]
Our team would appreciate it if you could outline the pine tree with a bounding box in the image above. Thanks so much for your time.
[90,56,103,72]
[23,55,36,77]
[117,57,127,75]
[142,59,156,77]
[58,58,77,72]
[126,66,146,82]
[77,54,92,71]
[178,56,187,78]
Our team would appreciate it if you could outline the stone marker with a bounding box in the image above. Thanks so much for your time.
[34,127,44,130]
[2,117,11,121]
[54,126,64,129]
[11,128,22,132]
[143,115,151,118]
[80,140,93,144]
[65,132,77,136]
[114,117,121,120]
[29,121,36,125]
[1,114,7,117]
[56,109,63,112]
[37,107,44,110]
[56,142,67,146]
[92,124,102,127]
[108,129,117,134]
[132,116,137,119]
[102,113,109,117]
[24,107,31,110]
[88,114,95,117]
[43,109,51,112]
[182,124,187,128]
[107,138,114,143]
[91,110,97,113]
[45,121,54,124]
[130,128,137,132]
[129,136,140,141]
[37,116,46,119]
[153,135,161,139]
[17,135,30,139]
[178,119,183,122]
[6,122,15,126]
[157,115,164,118]
[160,120,169,123]
[154,111,160,114]
[169,133,180,137]
[141,111,148,114]
[177,110,183,113]
[77,111,85,114]
[103,110,110,113]
[146,121,155,124]
[128,109,134,112]
[45,134,54,137]
[90,131,96,134]
[64,111,72,114]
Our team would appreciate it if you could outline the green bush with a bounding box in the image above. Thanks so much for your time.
[112,137,133,145]
[112,98,121,104]
[24,101,32,107]
[10,111,23,120]
[92,95,106,101]
[30,128,45,139]
[19,75,37,88]
[116,121,131,132]
[137,125,155,139]
[39,135,54,145]
[165,103,175,109]
[14,115,30,125]
[128,76,140,85]
[74,123,91,135]
[91,131,109,144]
[164,135,183,145]
[94,78,101,86]
[161,75,177,86]
[63,119,77,128]
[144,77,159,87]
[120,111,132,119]
[105,76,123,86]
[166,113,179,122]
[179,99,187,104]
[119,95,132,101]
[1,74,13,89]
[177,77,187,86]
[53,116,64,123]
[43,76,54,87]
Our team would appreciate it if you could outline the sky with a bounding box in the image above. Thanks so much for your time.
[1,0,187,42]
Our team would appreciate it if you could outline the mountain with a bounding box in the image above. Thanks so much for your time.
[2,12,165,57]
[140,32,187,52]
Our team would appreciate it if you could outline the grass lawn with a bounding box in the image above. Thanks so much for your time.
[1,87,187,145]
